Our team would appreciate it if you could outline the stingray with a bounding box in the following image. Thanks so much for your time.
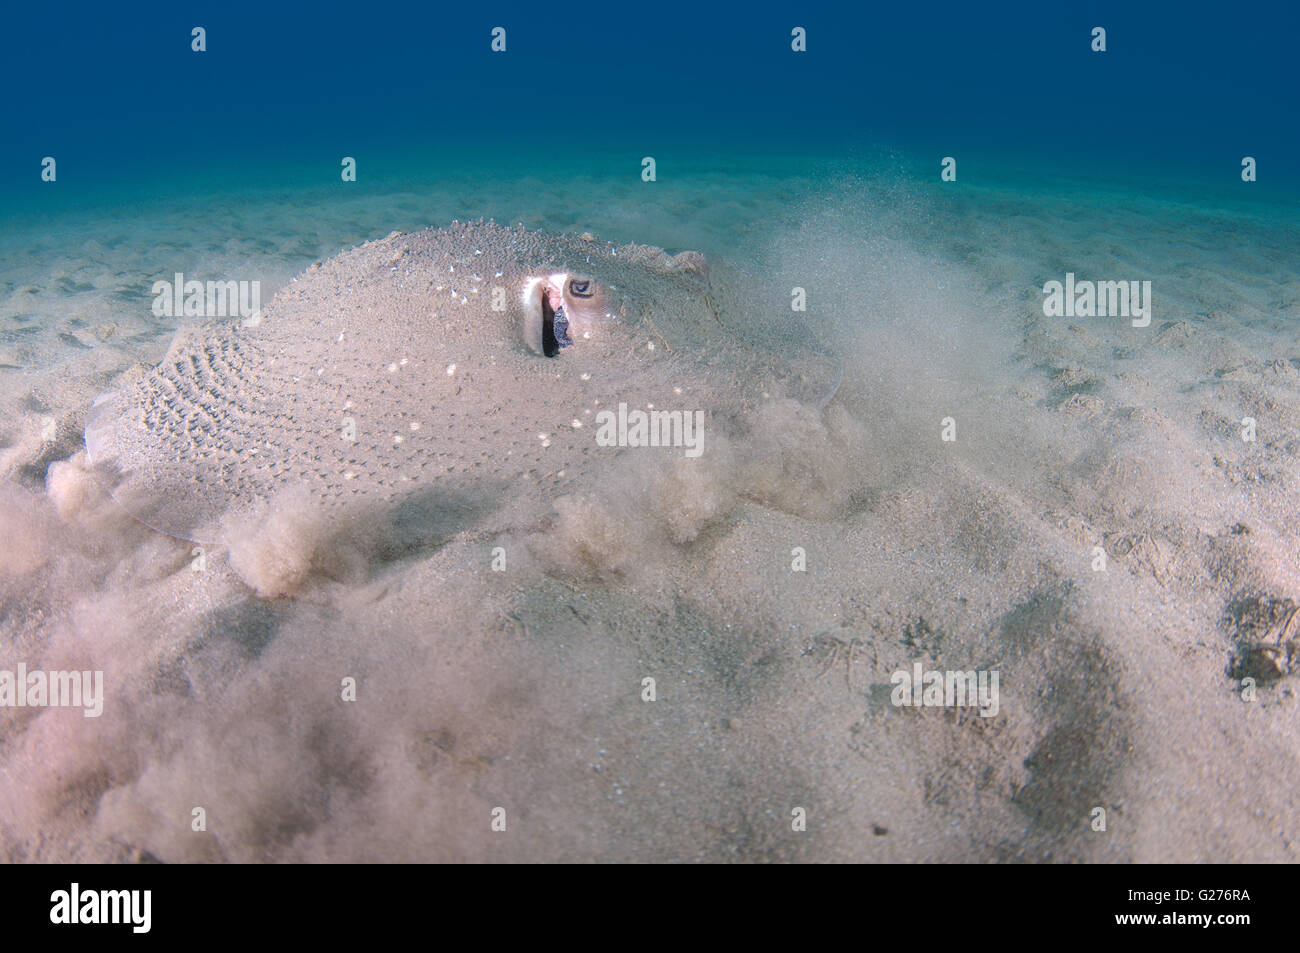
[85,222,840,545]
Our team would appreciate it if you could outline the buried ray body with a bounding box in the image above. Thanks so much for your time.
[84,222,839,546]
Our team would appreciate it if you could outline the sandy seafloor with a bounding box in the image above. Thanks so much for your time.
[1,154,1298,862]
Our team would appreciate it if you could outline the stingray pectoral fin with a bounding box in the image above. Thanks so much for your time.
[739,308,844,409]
[778,347,844,408]
[84,382,231,544]
[82,328,289,544]
[730,343,843,410]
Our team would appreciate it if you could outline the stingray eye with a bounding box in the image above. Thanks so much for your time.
[568,278,594,299]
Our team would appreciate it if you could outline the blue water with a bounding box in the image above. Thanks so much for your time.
[0,0,1295,359]
[3,0,1298,212]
